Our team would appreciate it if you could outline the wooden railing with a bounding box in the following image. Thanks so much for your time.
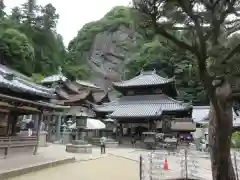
[0,136,37,158]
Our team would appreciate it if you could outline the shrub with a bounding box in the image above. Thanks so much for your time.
[231,131,240,148]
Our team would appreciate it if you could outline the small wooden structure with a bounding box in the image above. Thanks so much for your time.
[0,69,68,158]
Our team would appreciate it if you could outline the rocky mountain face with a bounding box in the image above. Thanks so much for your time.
[68,6,143,92]
[87,25,137,90]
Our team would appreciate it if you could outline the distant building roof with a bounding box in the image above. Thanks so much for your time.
[41,74,67,84]
[192,106,210,123]
[93,92,110,103]
[192,106,240,127]
[112,70,175,88]
[94,101,118,112]
[94,94,191,118]
[0,64,32,81]
[75,80,100,89]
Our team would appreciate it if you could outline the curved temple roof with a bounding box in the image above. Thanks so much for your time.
[113,70,175,88]
[94,94,192,118]
[0,73,56,99]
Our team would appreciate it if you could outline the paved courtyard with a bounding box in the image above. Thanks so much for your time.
[1,144,216,180]
[7,156,139,180]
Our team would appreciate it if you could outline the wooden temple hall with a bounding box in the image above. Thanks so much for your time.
[0,67,68,158]
[94,70,196,140]
[40,71,110,142]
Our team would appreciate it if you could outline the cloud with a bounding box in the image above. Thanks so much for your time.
[5,0,131,46]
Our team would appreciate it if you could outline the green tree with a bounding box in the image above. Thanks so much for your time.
[10,7,22,24]
[0,28,34,74]
[134,0,240,179]
[21,0,38,26]
[40,3,59,30]
[126,35,208,104]
[0,0,5,18]
[0,0,86,80]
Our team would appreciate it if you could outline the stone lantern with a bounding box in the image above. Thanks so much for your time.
[75,110,88,129]
[65,110,92,154]
[75,110,88,141]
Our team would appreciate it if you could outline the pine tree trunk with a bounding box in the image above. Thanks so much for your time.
[208,80,236,180]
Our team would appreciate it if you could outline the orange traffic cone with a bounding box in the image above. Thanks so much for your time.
[163,158,169,171]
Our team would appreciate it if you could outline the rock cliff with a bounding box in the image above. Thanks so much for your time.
[68,6,144,90]
[88,25,137,89]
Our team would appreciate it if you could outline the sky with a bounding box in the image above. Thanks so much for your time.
[5,0,131,46]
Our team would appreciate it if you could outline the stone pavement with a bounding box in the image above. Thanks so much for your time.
[0,144,109,179]
[8,156,139,180]
[0,154,75,179]
[38,144,109,161]
[0,144,217,180]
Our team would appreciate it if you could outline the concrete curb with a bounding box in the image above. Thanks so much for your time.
[108,153,139,162]
[75,155,109,162]
[0,157,75,180]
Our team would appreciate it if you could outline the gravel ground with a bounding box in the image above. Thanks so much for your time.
[7,156,139,180]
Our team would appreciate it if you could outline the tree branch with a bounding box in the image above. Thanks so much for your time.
[178,0,207,59]
[155,26,196,54]
[220,44,240,65]
[205,0,236,43]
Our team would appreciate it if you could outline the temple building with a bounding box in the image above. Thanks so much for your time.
[41,70,110,105]
[94,70,195,138]
[41,71,109,142]
[0,65,68,158]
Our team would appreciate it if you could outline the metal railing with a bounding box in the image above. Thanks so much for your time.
[139,148,240,180]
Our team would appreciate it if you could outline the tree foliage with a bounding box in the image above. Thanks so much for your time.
[126,34,208,104]
[68,5,209,104]
[0,0,89,80]
[133,0,240,179]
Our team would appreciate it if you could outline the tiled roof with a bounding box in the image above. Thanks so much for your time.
[41,74,67,83]
[76,80,100,89]
[0,64,32,81]
[56,90,92,104]
[94,94,191,118]
[0,73,56,99]
[63,80,81,94]
[113,70,174,88]
[93,92,110,103]
[55,87,69,99]
[110,104,163,118]
[94,101,118,112]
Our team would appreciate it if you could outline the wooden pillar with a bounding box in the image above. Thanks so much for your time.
[4,113,9,158]
[11,114,19,136]
[55,115,62,141]
[119,124,123,144]
[6,114,13,136]
[33,113,43,155]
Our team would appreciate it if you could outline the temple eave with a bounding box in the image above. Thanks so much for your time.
[109,105,191,119]
[112,79,175,88]
[112,70,175,88]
